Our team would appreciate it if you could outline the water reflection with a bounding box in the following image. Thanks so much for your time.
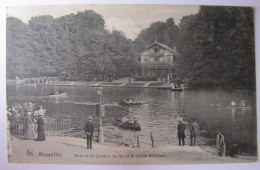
[231,108,236,121]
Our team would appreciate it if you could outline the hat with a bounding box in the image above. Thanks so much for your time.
[39,113,44,117]
[88,116,93,120]
[178,118,183,122]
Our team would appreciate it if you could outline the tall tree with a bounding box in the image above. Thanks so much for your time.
[134,18,180,53]
[178,6,255,89]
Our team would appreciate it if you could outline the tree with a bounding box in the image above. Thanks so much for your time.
[178,6,255,89]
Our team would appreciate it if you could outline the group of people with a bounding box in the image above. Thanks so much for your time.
[7,101,46,141]
[121,116,138,125]
[230,100,245,107]
[123,98,143,104]
[177,118,200,146]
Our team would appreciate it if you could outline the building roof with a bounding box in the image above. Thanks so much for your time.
[141,41,178,55]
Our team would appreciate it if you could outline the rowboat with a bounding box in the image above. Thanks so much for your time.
[211,104,251,109]
[49,93,67,97]
[119,101,142,106]
[113,119,141,131]
[119,98,142,106]
[171,87,183,91]
[227,106,251,109]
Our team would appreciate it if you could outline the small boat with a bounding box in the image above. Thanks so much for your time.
[227,106,251,109]
[17,81,37,86]
[119,98,142,106]
[171,87,183,91]
[49,92,67,97]
[90,83,101,87]
[70,125,80,133]
[113,119,141,131]
[180,84,190,90]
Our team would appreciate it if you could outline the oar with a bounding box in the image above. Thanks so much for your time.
[118,121,126,127]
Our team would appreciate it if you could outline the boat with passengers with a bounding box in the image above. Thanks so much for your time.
[113,118,141,131]
[119,98,143,106]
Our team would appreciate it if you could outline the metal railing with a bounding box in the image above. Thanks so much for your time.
[10,117,71,137]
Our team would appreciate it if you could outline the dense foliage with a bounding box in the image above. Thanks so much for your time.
[178,6,255,89]
[6,6,255,89]
[7,10,135,80]
[133,18,180,53]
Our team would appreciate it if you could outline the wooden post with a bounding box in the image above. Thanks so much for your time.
[150,132,154,148]
[137,135,139,148]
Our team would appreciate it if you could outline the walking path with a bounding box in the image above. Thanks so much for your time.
[8,135,255,165]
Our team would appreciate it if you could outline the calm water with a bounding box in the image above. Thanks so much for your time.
[6,81,257,156]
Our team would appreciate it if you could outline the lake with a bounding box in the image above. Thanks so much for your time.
[6,81,257,156]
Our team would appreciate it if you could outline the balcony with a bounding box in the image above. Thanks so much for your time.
[134,62,177,67]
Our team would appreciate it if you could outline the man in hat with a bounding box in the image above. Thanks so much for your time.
[177,118,185,146]
[84,116,94,149]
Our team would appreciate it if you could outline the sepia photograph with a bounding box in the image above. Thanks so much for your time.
[2,1,259,168]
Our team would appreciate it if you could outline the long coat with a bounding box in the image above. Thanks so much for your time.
[191,122,200,137]
[84,120,94,136]
[177,122,186,138]
[24,114,34,140]
[36,117,45,141]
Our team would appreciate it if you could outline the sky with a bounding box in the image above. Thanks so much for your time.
[6,4,199,40]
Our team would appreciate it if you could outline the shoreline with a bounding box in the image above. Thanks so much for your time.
[7,79,256,91]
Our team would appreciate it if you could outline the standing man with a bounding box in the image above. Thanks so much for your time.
[177,118,185,146]
[190,118,200,146]
[84,116,94,149]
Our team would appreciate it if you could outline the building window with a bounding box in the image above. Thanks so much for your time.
[173,56,176,62]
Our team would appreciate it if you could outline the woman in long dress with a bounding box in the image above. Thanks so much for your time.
[23,112,34,140]
[36,114,46,141]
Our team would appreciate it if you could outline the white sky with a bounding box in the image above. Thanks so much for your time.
[6,4,199,40]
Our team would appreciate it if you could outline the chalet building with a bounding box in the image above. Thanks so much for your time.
[132,41,179,81]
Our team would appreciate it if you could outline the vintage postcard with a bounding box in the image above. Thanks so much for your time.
[5,4,257,165]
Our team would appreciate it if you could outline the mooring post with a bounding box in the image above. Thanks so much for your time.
[137,135,139,148]
[151,131,154,148]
